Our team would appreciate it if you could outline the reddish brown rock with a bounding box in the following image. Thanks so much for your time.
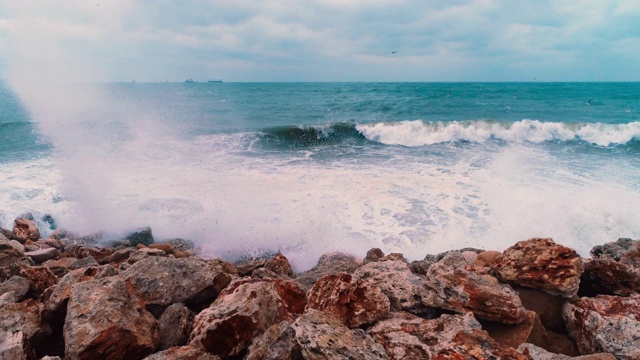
[579,258,640,297]
[12,218,40,243]
[306,273,390,328]
[263,253,293,277]
[142,346,220,360]
[516,286,568,334]
[18,265,58,300]
[492,238,583,298]
[294,252,362,291]
[43,257,78,277]
[422,252,528,324]
[367,311,526,360]
[563,294,640,358]
[190,278,306,358]
[64,276,159,360]
[158,303,194,350]
[482,310,548,350]
[68,245,115,263]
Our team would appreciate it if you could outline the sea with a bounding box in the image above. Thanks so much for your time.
[1,81,639,270]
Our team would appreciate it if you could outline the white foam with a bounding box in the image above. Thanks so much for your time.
[356,120,640,146]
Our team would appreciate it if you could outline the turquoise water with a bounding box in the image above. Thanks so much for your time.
[1,81,639,269]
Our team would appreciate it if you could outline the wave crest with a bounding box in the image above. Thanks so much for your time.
[356,120,640,147]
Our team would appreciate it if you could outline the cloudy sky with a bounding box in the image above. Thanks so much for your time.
[0,0,638,82]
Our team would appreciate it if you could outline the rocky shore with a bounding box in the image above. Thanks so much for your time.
[1,215,639,359]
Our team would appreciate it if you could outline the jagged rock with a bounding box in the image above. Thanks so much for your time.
[367,311,525,360]
[247,309,389,360]
[294,252,361,291]
[24,248,59,264]
[482,310,548,350]
[492,238,583,298]
[251,267,288,280]
[306,273,390,328]
[12,218,40,243]
[158,303,194,350]
[235,259,265,277]
[0,234,25,254]
[126,226,155,247]
[122,257,234,310]
[0,330,32,360]
[620,242,640,269]
[127,249,151,264]
[0,291,18,305]
[43,257,77,277]
[421,251,528,324]
[518,343,616,359]
[409,258,435,275]
[0,245,30,282]
[99,248,133,264]
[352,259,432,314]
[579,258,640,297]
[42,238,63,250]
[264,253,293,277]
[18,265,57,300]
[165,238,194,251]
[0,300,48,351]
[516,286,568,334]
[190,278,306,358]
[142,346,220,360]
[563,294,640,358]
[364,248,384,264]
[0,275,31,301]
[43,265,118,322]
[67,245,114,263]
[64,276,159,360]
[590,238,637,261]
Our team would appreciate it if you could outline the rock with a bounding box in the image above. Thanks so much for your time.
[590,238,637,261]
[517,343,616,359]
[306,273,390,328]
[421,251,528,324]
[264,253,293,277]
[516,286,568,334]
[68,245,114,263]
[367,311,525,360]
[126,226,155,247]
[138,247,167,256]
[18,265,57,300]
[0,291,18,306]
[0,247,30,282]
[0,300,47,347]
[64,276,159,360]
[69,256,100,270]
[475,250,502,267]
[364,248,385,264]
[122,257,234,311]
[12,218,40,243]
[294,252,361,291]
[42,238,63,250]
[165,238,195,251]
[43,265,118,322]
[24,248,60,264]
[563,294,640,358]
[492,238,583,298]
[158,303,194,350]
[127,249,151,264]
[99,247,133,264]
[234,259,265,277]
[0,330,32,360]
[251,267,287,280]
[352,259,432,315]
[190,278,306,358]
[142,346,220,360]
[409,258,435,275]
[0,235,25,254]
[247,309,389,360]
[0,276,31,302]
[43,257,78,277]
[620,241,640,269]
[481,310,548,350]
[579,258,640,297]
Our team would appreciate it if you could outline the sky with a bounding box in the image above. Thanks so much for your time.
[0,0,639,82]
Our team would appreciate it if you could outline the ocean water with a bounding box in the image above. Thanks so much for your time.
[1,81,639,270]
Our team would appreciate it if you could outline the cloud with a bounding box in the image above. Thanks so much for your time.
[0,0,638,82]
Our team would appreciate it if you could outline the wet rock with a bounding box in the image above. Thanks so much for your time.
[64,276,159,360]
[126,226,155,247]
[367,311,525,360]
[122,257,234,311]
[190,278,306,358]
[590,238,637,261]
[306,273,390,327]
[353,259,432,314]
[363,247,385,264]
[421,251,528,324]
[563,294,640,358]
[492,238,583,298]
[24,248,60,264]
[0,330,32,360]
[0,275,31,302]
[264,253,293,277]
[142,346,220,360]
[12,218,40,243]
[158,303,194,350]
[579,258,640,297]
[294,252,361,291]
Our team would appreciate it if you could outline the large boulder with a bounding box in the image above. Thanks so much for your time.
[190,278,306,358]
[590,238,637,261]
[18,265,58,300]
[367,311,526,359]
[306,273,390,328]
[492,238,583,298]
[352,259,431,314]
[0,299,45,345]
[126,226,155,247]
[579,258,640,297]
[421,251,528,324]
[294,252,361,291]
[563,294,640,358]
[122,257,234,311]
[64,276,159,360]
[246,309,389,360]
[12,218,40,243]
[263,253,293,278]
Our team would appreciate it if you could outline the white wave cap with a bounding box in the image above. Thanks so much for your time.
[356,120,640,146]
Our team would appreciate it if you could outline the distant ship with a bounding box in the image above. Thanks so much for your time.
[208,79,223,83]
[185,78,195,83]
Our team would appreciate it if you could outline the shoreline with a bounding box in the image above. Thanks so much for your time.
[1,216,639,359]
